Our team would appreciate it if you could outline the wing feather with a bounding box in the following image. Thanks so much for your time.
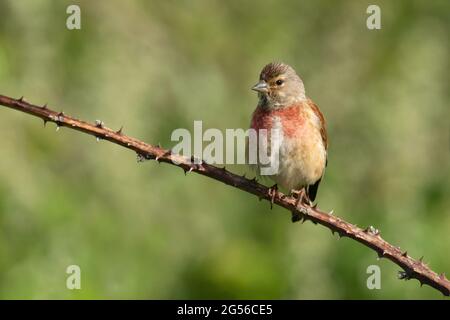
[306,99,328,201]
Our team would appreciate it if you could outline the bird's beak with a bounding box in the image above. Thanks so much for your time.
[252,80,269,93]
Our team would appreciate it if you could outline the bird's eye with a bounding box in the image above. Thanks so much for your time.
[276,79,284,86]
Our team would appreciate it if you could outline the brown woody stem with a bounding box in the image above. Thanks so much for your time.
[0,93,449,296]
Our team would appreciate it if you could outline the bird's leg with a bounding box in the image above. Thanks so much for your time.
[267,184,278,209]
[290,188,305,203]
[290,188,313,223]
[291,188,313,206]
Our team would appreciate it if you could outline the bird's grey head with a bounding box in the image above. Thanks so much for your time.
[252,62,306,109]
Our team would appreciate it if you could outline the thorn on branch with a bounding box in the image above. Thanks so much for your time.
[116,126,123,135]
[137,152,154,162]
[48,112,64,130]
[366,225,380,236]
[56,112,65,125]
[95,120,104,128]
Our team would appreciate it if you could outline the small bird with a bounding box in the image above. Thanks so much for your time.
[249,62,328,222]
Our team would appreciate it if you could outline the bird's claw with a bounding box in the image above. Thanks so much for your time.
[268,184,278,209]
[289,188,317,224]
[291,188,313,207]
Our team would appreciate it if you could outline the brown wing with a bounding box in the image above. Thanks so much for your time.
[308,98,328,151]
[306,99,328,202]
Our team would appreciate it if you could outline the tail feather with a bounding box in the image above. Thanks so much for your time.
[307,178,322,202]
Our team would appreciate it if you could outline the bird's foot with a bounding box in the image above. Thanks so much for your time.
[268,184,278,209]
[290,188,313,207]
[290,188,315,223]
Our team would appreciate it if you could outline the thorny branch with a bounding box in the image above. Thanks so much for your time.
[0,93,449,297]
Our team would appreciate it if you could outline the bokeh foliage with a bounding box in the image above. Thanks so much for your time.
[0,0,449,299]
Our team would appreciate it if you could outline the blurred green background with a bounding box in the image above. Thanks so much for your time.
[0,0,449,299]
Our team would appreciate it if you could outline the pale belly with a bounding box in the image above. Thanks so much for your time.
[272,134,326,191]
